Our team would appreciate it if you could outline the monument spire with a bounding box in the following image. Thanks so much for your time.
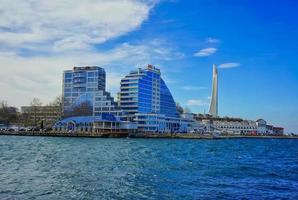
[209,64,218,117]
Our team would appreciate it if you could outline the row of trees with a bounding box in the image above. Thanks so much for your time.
[0,96,63,126]
[176,102,191,114]
[1,97,192,126]
[28,96,63,126]
[0,101,18,124]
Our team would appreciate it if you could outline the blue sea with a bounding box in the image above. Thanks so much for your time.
[0,136,297,199]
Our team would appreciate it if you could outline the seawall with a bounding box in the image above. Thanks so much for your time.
[1,131,297,139]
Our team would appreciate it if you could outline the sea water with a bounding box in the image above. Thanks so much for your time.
[0,136,297,199]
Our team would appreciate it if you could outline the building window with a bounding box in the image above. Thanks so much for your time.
[65,73,72,78]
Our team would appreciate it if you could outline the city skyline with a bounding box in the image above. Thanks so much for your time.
[0,0,297,132]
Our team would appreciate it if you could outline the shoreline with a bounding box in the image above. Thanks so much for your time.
[0,131,297,139]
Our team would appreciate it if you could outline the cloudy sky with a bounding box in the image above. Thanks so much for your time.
[0,0,298,132]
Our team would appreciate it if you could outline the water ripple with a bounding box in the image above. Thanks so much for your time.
[0,136,298,199]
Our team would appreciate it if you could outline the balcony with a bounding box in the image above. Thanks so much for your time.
[73,78,86,84]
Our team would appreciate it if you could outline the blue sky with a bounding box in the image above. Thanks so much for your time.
[0,0,297,132]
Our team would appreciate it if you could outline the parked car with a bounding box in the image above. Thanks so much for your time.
[44,127,53,132]
[25,127,34,131]
[26,127,40,131]
[33,127,40,131]
[19,128,26,131]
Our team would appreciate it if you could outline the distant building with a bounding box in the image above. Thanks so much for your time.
[62,66,121,117]
[21,106,61,127]
[118,65,198,132]
[195,115,284,135]
[273,127,284,135]
[213,119,257,135]
[266,125,274,134]
[256,119,267,134]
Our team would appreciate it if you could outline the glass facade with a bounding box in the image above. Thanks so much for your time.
[119,65,178,118]
[118,65,183,132]
[61,64,195,133]
[62,66,106,116]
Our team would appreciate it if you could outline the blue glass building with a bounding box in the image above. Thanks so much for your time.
[63,66,122,117]
[59,65,197,133]
[119,65,189,132]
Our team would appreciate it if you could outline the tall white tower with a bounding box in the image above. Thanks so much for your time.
[209,64,218,117]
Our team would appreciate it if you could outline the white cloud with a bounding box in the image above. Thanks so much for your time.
[0,0,186,107]
[194,47,217,57]
[0,0,156,52]
[218,62,241,69]
[0,39,182,107]
[206,38,220,44]
[0,1,187,108]
[186,99,209,106]
[180,86,207,91]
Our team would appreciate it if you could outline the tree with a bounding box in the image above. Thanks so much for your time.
[30,98,43,126]
[176,102,184,114]
[183,107,191,114]
[48,95,63,118]
[49,95,62,107]
[71,101,93,116]
[0,101,18,124]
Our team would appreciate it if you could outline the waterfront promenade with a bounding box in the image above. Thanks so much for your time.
[1,131,297,139]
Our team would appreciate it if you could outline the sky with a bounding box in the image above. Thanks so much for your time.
[0,0,297,132]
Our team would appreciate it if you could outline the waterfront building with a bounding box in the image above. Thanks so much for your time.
[266,125,274,134]
[213,119,258,135]
[256,119,267,134]
[195,115,284,135]
[21,106,61,127]
[63,66,121,117]
[265,125,283,135]
[53,114,137,133]
[59,65,201,133]
[272,127,284,135]
[209,64,218,117]
[119,65,198,133]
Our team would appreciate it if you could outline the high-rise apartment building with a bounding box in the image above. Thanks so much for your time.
[62,66,120,117]
[59,65,198,133]
[119,65,178,118]
[119,65,191,132]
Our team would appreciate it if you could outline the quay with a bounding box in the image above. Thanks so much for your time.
[0,131,129,138]
[1,131,297,139]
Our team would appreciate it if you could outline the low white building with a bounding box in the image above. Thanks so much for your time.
[213,120,258,135]
[256,119,267,134]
